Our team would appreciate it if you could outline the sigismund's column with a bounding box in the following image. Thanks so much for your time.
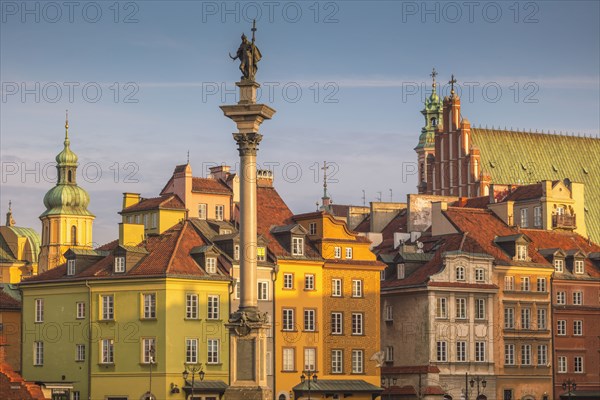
[221,21,275,400]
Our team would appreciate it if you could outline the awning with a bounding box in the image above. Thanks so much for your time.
[183,380,228,395]
[292,379,384,399]
[559,391,600,399]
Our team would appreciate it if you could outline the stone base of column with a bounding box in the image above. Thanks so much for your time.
[223,386,273,400]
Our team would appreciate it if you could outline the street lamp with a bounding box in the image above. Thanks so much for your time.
[562,379,576,400]
[470,376,487,399]
[300,370,318,400]
[183,363,205,400]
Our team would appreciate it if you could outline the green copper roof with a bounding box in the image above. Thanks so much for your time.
[416,86,443,150]
[41,184,93,217]
[471,128,600,243]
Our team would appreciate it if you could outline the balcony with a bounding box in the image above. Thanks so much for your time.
[552,214,576,229]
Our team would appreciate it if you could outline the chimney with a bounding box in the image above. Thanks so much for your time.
[122,193,141,210]
[209,165,231,181]
[119,222,145,247]
[257,169,274,188]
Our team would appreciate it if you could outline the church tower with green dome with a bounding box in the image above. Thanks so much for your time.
[38,114,95,273]
[415,68,443,194]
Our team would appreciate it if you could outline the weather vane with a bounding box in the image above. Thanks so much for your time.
[229,20,262,81]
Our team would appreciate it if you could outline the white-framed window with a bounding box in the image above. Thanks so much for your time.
[573,320,583,336]
[456,298,467,319]
[186,294,198,319]
[475,268,485,282]
[152,213,157,229]
[257,246,266,262]
[385,346,394,362]
[283,348,295,371]
[76,344,85,361]
[574,259,584,274]
[206,257,217,274]
[537,277,547,292]
[34,298,43,323]
[521,344,531,365]
[283,309,295,331]
[67,259,76,275]
[198,204,207,220]
[573,291,583,305]
[292,237,304,256]
[505,344,515,365]
[475,298,486,319]
[309,222,317,235]
[143,293,156,319]
[351,349,364,373]
[537,308,547,330]
[215,204,224,221]
[504,307,515,329]
[558,356,567,373]
[352,279,363,297]
[185,338,198,364]
[520,208,528,227]
[334,246,341,259]
[331,349,343,373]
[557,291,566,305]
[345,247,353,259]
[304,309,316,331]
[351,313,363,335]
[505,276,515,290]
[34,341,44,365]
[234,244,240,260]
[436,341,447,362]
[521,308,531,329]
[331,312,342,334]
[574,356,583,373]
[207,295,220,319]
[114,256,125,273]
[533,206,542,227]
[332,278,342,297]
[283,273,293,289]
[208,339,220,364]
[521,277,530,291]
[537,345,547,366]
[456,266,465,281]
[557,320,566,336]
[397,263,405,279]
[76,302,85,319]
[143,214,149,229]
[142,338,156,364]
[258,281,269,301]
[436,297,448,319]
[517,245,528,261]
[554,258,564,273]
[73,392,80,400]
[101,295,114,320]
[101,339,114,364]
[304,348,316,371]
[475,342,486,362]
[305,274,315,290]
[456,341,467,362]
[384,304,393,321]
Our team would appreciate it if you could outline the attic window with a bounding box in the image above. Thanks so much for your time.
[292,237,304,256]
[114,257,125,273]
[206,257,217,273]
[574,259,584,274]
[257,247,266,262]
[554,258,564,273]
[67,259,76,276]
[221,229,232,235]
[516,245,528,261]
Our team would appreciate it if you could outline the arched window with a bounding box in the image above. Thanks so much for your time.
[431,117,437,127]
[71,225,77,246]
[68,170,72,183]
[456,266,465,281]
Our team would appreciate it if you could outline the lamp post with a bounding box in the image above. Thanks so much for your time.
[562,379,576,400]
[300,370,318,400]
[469,376,487,399]
[183,363,205,400]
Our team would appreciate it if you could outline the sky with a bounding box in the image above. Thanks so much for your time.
[1,0,599,245]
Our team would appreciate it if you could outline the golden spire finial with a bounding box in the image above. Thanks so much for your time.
[64,109,70,144]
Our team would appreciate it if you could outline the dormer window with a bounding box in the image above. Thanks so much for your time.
[221,229,232,235]
[554,258,564,273]
[67,259,76,276]
[456,266,465,281]
[516,245,528,261]
[114,257,125,273]
[574,259,584,274]
[257,247,266,262]
[206,257,217,274]
[397,264,405,279]
[309,223,317,235]
[292,237,304,256]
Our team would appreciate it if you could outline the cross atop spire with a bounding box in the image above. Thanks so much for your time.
[321,161,331,208]
[430,68,438,89]
[449,74,457,96]
[65,109,70,143]
[5,200,15,227]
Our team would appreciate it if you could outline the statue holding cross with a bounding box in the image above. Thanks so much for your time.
[229,20,262,81]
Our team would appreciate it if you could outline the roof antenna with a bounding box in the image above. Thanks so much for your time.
[376,191,382,202]
[389,189,393,202]
[187,150,190,164]
[362,190,366,206]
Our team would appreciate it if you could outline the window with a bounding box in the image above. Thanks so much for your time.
[114,256,125,273]
[380,270,385,281]
[283,273,293,289]
[215,205,224,221]
[505,276,515,290]
[142,338,155,364]
[198,204,207,220]
[517,245,528,261]
[397,263,405,279]
[304,309,316,331]
[292,237,304,256]
[208,339,219,364]
[258,281,269,301]
[67,259,76,275]
[475,268,484,282]
[534,206,542,227]
[521,308,531,329]
[456,341,467,362]
[233,244,240,261]
[573,291,583,305]
[574,356,583,373]
[537,308,547,330]
[573,320,583,336]
[456,298,467,319]
[554,258,564,273]
[557,291,566,305]
[475,298,486,319]
[557,320,566,336]
[558,356,567,373]
[352,280,363,297]
[309,222,317,235]
[505,344,515,365]
[186,338,198,363]
[436,341,447,362]
[76,302,85,319]
[283,348,295,371]
[537,345,547,366]
[331,350,343,373]
[304,348,316,371]
[304,274,315,290]
[334,246,341,259]
[456,266,465,281]
[385,346,394,362]
[537,277,547,292]
[521,277,530,291]
[101,339,114,364]
[574,260,584,274]
[345,247,353,259]
[504,307,515,329]
[266,351,272,376]
[351,350,364,373]
[283,309,295,331]
[186,294,198,319]
[73,392,80,400]
[332,278,342,297]
[384,304,393,321]
[436,297,448,319]
[521,344,531,365]
[34,299,43,323]
[331,312,342,334]
[101,295,114,320]
[135,215,140,224]
[143,293,156,319]
[34,341,43,365]
[206,257,217,274]
[475,342,486,362]
[143,214,148,229]
[152,213,157,229]
[71,225,77,245]
[257,246,266,262]
[520,208,528,227]
[351,313,363,335]
[207,295,220,319]
[235,279,240,299]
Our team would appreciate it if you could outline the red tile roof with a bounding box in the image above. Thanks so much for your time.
[0,291,20,309]
[0,361,47,400]
[353,215,371,233]
[451,196,490,208]
[502,183,543,202]
[256,186,294,257]
[121,194,185,213]
[374,211,408,252]
[192,177,232,194]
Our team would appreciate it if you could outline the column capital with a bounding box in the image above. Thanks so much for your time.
[234,132,263,156]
